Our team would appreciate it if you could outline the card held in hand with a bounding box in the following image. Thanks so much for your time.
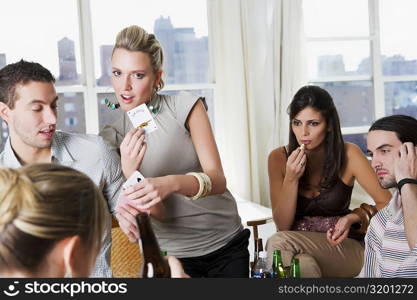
[127,104,158,134]
[122,170,145,190]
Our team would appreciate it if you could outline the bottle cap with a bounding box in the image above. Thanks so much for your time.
[259,251,267,259]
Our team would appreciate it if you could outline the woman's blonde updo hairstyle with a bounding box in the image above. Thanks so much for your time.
[0,164,107,274]
[113,25,165,92]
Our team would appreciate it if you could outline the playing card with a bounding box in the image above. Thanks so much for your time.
[122,170,145,190]
[127,104,158,134]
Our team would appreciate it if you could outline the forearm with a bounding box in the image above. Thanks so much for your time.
[122,165,133,179]
[272,177,299,231]
[401,184,417,249]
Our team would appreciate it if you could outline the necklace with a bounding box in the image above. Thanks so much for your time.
[147,94,161,117]
[148,104,160,116]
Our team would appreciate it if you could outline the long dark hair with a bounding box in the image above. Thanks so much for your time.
[369,115,417,145]
[288,85,345,190]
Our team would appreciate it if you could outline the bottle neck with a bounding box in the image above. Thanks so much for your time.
[136,213,163,260]
[273,253,283,266]
[136,213,170,278]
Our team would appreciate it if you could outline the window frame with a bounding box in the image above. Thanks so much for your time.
[305,0,417,137]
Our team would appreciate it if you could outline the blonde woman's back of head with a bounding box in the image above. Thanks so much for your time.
[0,163,107,276]
[113,25,165,92]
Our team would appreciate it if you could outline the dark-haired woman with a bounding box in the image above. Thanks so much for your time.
[266,85,391,277]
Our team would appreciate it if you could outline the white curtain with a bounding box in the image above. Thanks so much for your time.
[208,0,307,207]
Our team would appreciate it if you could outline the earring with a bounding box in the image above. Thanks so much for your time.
[103,97,120,110]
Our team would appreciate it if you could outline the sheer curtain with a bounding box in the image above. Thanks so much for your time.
[208,0,307,207]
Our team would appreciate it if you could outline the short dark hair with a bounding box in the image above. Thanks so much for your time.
[288,85,345,190]
[0,60,55,109]
[369,114,417,145]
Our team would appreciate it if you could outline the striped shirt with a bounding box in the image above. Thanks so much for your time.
[359,191,417,277]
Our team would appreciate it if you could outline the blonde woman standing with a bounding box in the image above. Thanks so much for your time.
[100,25,248,278]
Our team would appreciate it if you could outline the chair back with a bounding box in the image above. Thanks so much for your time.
[111,217,142,277]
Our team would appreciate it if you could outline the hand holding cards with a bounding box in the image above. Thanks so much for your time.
[123,170,145,190]
[127,104,158,134]
[121,170,151,215]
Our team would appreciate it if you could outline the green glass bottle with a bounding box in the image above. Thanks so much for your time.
[272,250,286,278]
[290,258,300,278]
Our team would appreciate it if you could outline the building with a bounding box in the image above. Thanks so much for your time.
[154,16,176,84]
[97,45,113,86]
[56,38,86,133]
[58,37,78,82]
[317,55,345,77]
[153,16,209,84]
[319,82,374,127]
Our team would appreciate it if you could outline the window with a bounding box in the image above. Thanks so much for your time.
[0,0,82,86]
[303,0,417,153]
[0,0,84,150]
[57,93,85,133]
[0,0,213,151]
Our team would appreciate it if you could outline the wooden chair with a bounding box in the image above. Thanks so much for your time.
[246,217,273,269]
[111,216,142,277]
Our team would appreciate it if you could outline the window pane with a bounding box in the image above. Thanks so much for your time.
[56,92,86,133]
[385,81,417,118]
[0,0,82,85]
[90,0,210,86]
[303,0,369,38]
[343,133,368,154]
[315,81,374,127]
[97,89,215,132]
[308,41,370,78]
[380,0,417,76]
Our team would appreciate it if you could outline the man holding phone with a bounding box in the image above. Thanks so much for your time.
[361,115,417,277]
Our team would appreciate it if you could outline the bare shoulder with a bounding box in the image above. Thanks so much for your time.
[345,142,364,160]
[344,142,370,173]
[268,146,287,168]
